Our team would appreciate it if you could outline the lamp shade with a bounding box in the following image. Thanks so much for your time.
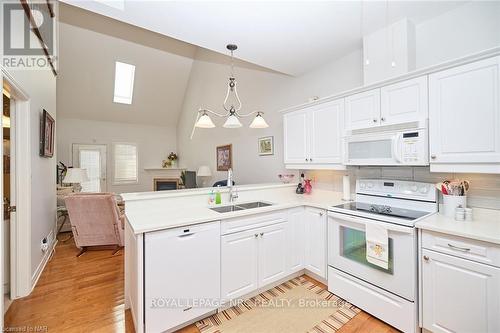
[197,165,212,177]
[195,113,215,128]
[249,113,269,129]
[63,168,89,184]
[223,114,242,128]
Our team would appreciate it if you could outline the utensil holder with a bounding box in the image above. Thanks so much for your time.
[442,194,467,217]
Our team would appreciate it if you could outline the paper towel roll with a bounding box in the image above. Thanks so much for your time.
[342,175,351,201]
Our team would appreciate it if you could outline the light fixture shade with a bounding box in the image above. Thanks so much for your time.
[249,114,269,129]
[195,113,215,128]
[2,115,10,128]
[63,168,89,184]
[197,165,212,177]
[223,114,242,128]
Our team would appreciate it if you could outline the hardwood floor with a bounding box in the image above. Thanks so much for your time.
[4,235,397,333]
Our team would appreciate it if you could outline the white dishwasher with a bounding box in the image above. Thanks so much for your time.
[144,221,220,333]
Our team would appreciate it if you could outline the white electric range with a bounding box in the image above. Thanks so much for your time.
[327,179,438,333]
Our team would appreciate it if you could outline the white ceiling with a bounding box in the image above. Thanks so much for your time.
[61,0,468,76]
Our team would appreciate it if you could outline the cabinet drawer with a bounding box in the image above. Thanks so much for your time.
[422,230,500,267]
[221,211,287,235]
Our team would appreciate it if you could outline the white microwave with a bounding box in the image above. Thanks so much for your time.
[344,128,428,166]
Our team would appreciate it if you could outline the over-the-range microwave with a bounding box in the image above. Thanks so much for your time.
[343,122,428,166]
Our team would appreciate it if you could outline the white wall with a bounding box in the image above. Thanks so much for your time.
[57,118,177,193]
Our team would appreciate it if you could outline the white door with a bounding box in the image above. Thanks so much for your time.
[429,56,500,165]
[380,76,428,126]
[221,228,259,301]
[309,99,344,164]
[304,208,327,279]
[287,208,305,273]
[422,249,500,333]
[144,222,220,333]
[258,223,288,287]
[345,89,381,131]
[284,110,309,164]
[72,144,107,192]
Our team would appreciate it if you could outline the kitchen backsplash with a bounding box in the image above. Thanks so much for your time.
[308,167,500,210]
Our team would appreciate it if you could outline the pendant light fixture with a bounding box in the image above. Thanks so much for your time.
[191,44,269,138]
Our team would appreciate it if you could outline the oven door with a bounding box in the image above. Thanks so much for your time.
[328,211,416,301]
[344,132,402,165]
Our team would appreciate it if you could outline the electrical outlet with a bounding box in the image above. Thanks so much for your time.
[41,238,49,252]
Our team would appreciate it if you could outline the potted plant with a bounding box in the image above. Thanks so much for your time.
[167,152,178,168]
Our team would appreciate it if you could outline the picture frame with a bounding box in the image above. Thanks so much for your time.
[40,109,55,158]
[258,136,274,156]
[216,144,232,171]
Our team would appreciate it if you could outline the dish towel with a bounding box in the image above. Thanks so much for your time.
[365,223,389,270]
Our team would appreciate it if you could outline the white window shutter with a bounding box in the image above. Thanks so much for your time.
[114,143,138,183]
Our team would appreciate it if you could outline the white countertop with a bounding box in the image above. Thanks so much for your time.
[416,208,500,245]
[124,186,347,234]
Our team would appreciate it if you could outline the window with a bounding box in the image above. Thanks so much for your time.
[114,143,138,184]
[79,149,102,192]
[113,61,135,104]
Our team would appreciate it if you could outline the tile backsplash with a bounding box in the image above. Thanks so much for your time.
[307,167,500,210]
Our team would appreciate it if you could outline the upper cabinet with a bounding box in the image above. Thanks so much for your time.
[284,99,345,169]
[363,19,416,85]
[429,56,500,173]
[345,76,428,131]
[345,89,381,130]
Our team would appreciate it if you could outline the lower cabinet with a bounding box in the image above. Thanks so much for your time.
[287,207,305,272]
[421,248,500,333]
[304,207,327,279]
[144,222,221,333]
[221,222,288,302]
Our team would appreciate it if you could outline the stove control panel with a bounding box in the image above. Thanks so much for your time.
[356,179,436,202]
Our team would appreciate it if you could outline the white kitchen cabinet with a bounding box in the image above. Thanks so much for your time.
[380,76,428,126]
[258,223,288,286]
[144,222,220,333]
[345,89,381,131]
[363,18,416,85]
[221,228,259,301]
[429,56,500,173]
[287,207,305,273]
[304,207,327,279]
[283,99,345,168]
[421,249,500,333]
[283,110,308,164]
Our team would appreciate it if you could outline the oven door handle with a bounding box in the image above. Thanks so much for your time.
[328,211,414,234]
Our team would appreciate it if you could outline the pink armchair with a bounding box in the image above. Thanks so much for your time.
[65,193,125,256]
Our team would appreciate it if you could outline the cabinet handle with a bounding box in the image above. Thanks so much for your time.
[447,243,471,252]
[309,158,313,162]
[381,117,386,122]
[423,255,429,261]
[178,232,195,238]
[372,119,378,123]
[183,307,192,312]
[254,234,258,238]
[305,158,309,162]
[431,155,436,159]
[260,232,264,237]
[319,212,324,217]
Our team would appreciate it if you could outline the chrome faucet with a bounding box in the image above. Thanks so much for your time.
[227,168,238,203]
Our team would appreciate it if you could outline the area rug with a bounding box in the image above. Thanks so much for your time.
[195,276,360,333]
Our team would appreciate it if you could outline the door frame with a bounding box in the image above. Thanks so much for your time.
[1,68,33,320]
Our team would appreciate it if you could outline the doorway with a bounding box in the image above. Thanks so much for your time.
[72,144,107,192]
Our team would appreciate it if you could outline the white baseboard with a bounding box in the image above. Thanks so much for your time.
[30,239,58,293]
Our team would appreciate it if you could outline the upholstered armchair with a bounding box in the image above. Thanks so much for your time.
[64,193,125,256]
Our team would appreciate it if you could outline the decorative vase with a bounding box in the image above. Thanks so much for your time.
[171,160,177,168]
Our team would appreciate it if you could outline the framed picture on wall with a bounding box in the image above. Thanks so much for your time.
[40,109,55,158]
[216,144,232,171]
[258,136,274,156]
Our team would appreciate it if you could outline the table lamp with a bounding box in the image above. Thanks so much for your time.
[197,165,212,187]
[63,168,89,192]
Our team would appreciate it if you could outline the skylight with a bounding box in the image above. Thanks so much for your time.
[113,61,135,105]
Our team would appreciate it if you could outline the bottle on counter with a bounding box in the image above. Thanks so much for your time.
[208,190,215,205]
[215,186,222,205]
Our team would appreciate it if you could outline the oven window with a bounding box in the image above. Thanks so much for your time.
[340,226,394,274]
[348,139,392,160]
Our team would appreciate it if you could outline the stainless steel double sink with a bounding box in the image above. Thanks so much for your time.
[209,201,273,213]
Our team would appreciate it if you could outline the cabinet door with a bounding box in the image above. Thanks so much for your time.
[381,76,428,126]
[144,222,220,333]
[258,223,288,287]
[287,208,305,273]
[304,208,327,279]
[345,89,381,131]
[429,56,500,164]
[309,99,345,164]
[284,110,309,164]
[422,249,500,333]
[221,229,259,301]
